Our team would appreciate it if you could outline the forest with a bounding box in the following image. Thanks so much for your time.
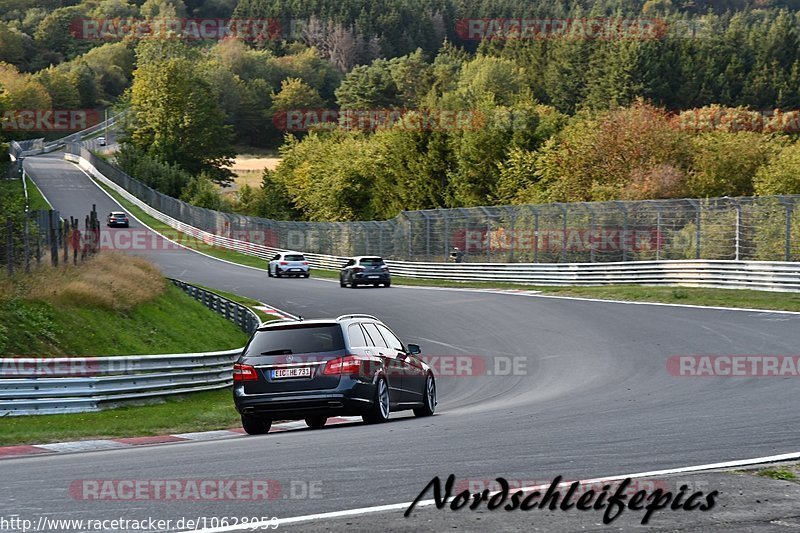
[3,0,800,220]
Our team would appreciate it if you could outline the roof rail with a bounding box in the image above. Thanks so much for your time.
[336,314,379,322]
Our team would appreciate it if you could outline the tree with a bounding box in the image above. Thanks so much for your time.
[0,22,25,66]
[754,140,800,195]
[335,59,401,110]
[687,132,779,197]
[271,78,325,112]
[0,62,52,111]
[128,46,234,186]
[531,102,691,202]
[34,68,80,109]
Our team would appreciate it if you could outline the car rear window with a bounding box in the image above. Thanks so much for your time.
[285,254,305,261]
[246,325,344,355]
[360,257,384,266]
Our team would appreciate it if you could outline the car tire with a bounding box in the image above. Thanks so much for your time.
[414,374,436,417]
[384,281,391,288]
[275,268,282,278]
[305,416,327,429]
[241,414,272,435]
[303,273,310,278]
[362,378,390,424]
[340,279,346,287]
[268,268,273,278]
[350,282,358,288]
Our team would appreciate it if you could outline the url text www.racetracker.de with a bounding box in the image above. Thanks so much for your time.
[0,516,279,532]
[405,475,718,525]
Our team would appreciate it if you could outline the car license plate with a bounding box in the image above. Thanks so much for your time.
[368,275,379,279]
[271,367,312,379]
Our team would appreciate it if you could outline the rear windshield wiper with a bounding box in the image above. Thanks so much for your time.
[260,349,293,355]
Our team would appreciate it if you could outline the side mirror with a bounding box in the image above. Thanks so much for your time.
[407,343,421,355]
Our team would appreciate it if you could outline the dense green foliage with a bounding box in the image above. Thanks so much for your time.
[6,0,800,219]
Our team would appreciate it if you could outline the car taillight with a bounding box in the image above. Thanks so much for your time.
[302,261,309,265]
[279,261,288,265]
[353,266,364,272]
[233,363,258,381]
[323,356,361,376]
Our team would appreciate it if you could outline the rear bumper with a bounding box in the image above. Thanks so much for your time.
[353,273,391,284]
[233,383,375,418]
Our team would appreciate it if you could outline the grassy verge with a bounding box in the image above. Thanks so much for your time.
[88,175,800,313]
[0,253,248,356]
[24,173,51,210]
[93,178,268,269]
[312,268,800,311]
[0,388,241,446]
[192,283,282,323]
[739,464,800,482]
[0,177,24,198]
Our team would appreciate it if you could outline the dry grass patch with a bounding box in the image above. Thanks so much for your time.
[5,252,165,311]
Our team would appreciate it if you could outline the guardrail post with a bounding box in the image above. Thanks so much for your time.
[557,204,567,262]
[614,201,629,262]
[654,205,663,261]
[687,199,701,259]
[779,196,793,261]
[583,203,596,263]
[530,206,539,263]
[423,212,432,261]
[733,199,742,261]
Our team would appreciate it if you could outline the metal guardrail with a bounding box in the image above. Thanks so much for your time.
[68,149,800,292]
[0,279,260,416]
[0,350,240,415]
[170,279,261,336]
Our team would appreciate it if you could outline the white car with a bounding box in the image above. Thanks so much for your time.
[97,136,106,146]
[268,252,310,278]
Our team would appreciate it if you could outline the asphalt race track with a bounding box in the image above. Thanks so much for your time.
[4,152,800,530]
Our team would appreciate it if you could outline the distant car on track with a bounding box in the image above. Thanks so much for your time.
[340,256,391,288]
[106,211,129,228]
[97,136,106,146]
[268,252,310,278]
[233,314,436,434]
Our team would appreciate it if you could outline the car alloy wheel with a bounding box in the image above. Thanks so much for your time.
[363,378,390,423]
[414,375,436,417]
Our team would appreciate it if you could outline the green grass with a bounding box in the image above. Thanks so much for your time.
[0,388,241,446]
[191,283,283,323]
[0,284,248,356]
[1,175,51,211]
[24,174,51,210]
[88,176,800,313]
[0,177,24,198]
[313,268,800,311]
[755,467,798,481]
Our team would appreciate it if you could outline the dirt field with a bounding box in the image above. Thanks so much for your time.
[224,156,282,192]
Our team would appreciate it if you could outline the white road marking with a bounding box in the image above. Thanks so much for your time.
[189,451,800,532]
[36,440,129,453]
[529,293,800,316]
